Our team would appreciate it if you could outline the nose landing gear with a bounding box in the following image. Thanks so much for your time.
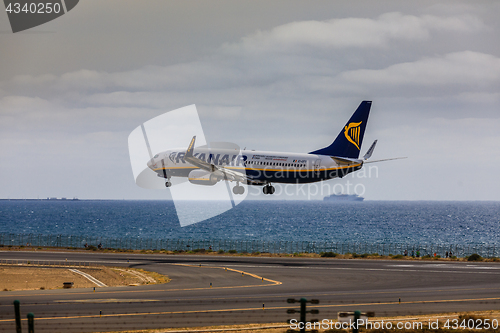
[232,183,245,195]
[263,184,275,195]
[165,177,172,187]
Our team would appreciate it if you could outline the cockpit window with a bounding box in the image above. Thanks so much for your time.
[154,154,159,158]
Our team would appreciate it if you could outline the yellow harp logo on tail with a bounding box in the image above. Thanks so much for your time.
[344,121,362,150]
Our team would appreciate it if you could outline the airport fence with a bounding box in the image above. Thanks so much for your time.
[0,232,498,258]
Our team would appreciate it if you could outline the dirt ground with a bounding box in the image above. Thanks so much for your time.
[0,265,169,291]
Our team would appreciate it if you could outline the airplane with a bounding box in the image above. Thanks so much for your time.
[146,101,401,195]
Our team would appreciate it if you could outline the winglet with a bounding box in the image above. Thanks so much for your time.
[363,140,377,160]
[186,136,196,158]
[184,135,216,172]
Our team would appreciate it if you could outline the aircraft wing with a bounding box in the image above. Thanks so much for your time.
[184,136,256,184]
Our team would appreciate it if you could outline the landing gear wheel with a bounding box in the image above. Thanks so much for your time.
[263,185,275,195]
[165,181,172,187]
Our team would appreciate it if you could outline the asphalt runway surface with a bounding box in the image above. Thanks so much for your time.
[1,251,500,332]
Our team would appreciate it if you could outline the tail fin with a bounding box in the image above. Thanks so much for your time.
[309,101,372,158]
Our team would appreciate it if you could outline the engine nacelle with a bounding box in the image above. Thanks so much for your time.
[188,169,219,186]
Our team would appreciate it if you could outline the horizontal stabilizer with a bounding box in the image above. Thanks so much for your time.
[363,140,377,160]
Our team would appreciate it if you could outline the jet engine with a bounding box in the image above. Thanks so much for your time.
[188,169,219,185]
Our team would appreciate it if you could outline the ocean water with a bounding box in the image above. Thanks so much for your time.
[0,200,499,245]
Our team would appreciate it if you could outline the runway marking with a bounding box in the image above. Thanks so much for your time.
[54,298,160,303]
[2,296,500,323]
[172,263,282,285]
[68,269,107,287]
[387,264,415,267]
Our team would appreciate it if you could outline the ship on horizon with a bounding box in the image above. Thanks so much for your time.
[323,193,364,202]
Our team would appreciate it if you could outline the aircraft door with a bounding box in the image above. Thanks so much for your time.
[314,159,322,175]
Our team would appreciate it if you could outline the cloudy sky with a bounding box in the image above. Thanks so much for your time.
[1,0,499,200]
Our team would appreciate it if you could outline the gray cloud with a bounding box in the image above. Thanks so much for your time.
[341,51,500,88]
[225,12,484,52]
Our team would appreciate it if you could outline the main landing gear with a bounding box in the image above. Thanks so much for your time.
[263,184,275,195]
[233,183,245,195]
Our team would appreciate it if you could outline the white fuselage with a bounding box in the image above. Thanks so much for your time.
[148,148,363,185]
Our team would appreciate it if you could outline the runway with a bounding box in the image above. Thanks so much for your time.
[1,251,500,332]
